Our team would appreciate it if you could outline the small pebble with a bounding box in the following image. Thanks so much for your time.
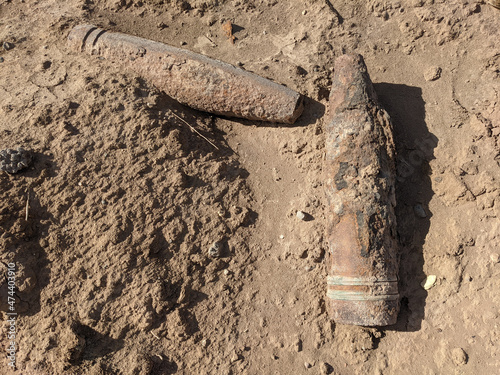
[201,338,209,348]
[296,211,306,221]
[424,66,442,81]
[3,42,14,51]
[180,41,187,46]
[421,275,437,290]
[304,362,312,369]
[0,57,4,63]
[320,362,333,375]
[451,347,468,366]
[302,10,307,15]
[490,253,500,263]
[279,234,284,239]
[414,204,427,218]
[208,241,223,258]
[223,269,230,276]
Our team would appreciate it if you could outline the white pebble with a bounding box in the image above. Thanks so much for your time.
[296,211,306,220]
[421,275,437,290]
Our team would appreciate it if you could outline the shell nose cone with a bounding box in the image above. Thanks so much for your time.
[67,24,98,52]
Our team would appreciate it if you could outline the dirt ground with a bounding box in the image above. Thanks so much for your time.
[0,0,499,374]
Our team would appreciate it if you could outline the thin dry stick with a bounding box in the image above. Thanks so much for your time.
[25,189,30,221]
[204,35,217,47]
[170,111,220,150]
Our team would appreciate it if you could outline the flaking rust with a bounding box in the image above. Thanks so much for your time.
[325,54,400,326]
[67,25,303,124]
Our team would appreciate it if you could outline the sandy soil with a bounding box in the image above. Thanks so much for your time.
[0,0,499,374]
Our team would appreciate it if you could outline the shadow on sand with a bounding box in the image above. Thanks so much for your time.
[374,83,438,332]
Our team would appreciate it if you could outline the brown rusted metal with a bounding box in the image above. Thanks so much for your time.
[325,54,399,326]
[67,24,303,124]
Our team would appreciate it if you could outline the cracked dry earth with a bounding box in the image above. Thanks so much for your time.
[0,0,499,374]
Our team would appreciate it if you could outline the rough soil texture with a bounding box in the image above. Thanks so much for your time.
[0,0,499,374]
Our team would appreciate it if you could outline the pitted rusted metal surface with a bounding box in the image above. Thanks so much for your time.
[325,54,399,326]
[67,25,304,124]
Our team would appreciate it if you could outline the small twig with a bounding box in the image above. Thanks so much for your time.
[170,111,220,150]
[25,189,30,221]
[204,35,217,47]
[151,332,160,340]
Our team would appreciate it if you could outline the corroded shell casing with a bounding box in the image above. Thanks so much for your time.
[67,25,303,124]
[325,54,399,326]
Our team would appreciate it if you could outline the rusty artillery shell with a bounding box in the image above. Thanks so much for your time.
[325,54,399,326]
[67,25,303,124]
